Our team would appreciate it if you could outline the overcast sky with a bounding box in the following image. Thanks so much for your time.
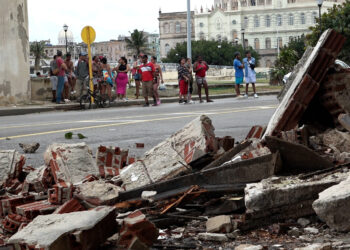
[28,0,214,43]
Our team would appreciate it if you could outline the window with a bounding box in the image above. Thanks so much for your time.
[241,0,247,7]
[217,35,222,42]
[244,16,249,28]
[254,38,260,50]
[175,22,181,33]
[223,36,228,41]
[266,0,272,4]
[244,39,249,48]
[164,22,169,33]
[289,14,294,25]
[258,0,264,5]
[232,20,237,25]
[277,14,282,26]
[289,36,294,42]
[265,38,271,49]
[254,15,260,27]
[216,19,222,30]
[250,0,256,6]
[312,12,317,24]
[232,30,238,40]
[266,59,272,68]
[199,32,205,40]
[300,13,305,24]
[199,22,204,27]
[266,15,271,27]
[277,37,283,48]
[165,44,170,55]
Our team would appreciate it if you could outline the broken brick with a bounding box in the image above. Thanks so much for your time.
[48,181,74,205]
[54,198,85,214]
[16,200,59,220]
[1,214,30,234]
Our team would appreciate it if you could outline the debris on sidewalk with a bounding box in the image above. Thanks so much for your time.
[2,29,350,249]
[19,143,40,153]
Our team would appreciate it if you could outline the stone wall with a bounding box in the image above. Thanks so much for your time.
[0,0,30,105]
[30,78,52,101]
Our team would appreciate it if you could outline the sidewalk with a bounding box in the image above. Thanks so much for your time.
[0,90,280,117]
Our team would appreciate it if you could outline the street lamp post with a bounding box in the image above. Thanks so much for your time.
[241,28,245,51]
[63,24,68,54]
[317,0,324,34]
[187,0,192,59]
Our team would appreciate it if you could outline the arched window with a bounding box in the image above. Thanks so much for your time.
[165,44,170,55]
[277,14,282,26]
[216,19,222,30]
[300,13,305,24]
[265,38,271,49]
[164,22,169,33]
[175,22,181,33]
[312,12,317,24]
[199,32,205,40]
[277,37,283,48]
[241,0,247,7]
[244,16,249,28]
[289,14,294,25]
[254,38,260,50]
[254,15,260,27]
[232,30,238,40]
[266,15,271,27]
[199,22,204,27]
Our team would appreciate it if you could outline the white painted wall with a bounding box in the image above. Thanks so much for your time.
[0,0,30,105]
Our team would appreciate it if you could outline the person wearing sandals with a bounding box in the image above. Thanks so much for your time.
[178,58,190,104]
[132,54,143,99]
[150,56,164,106]
[100,57,112,101]
[193,56,213,103]
[114,57,130,102]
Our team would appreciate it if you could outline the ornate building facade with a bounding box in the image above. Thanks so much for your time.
[196,0,344,67]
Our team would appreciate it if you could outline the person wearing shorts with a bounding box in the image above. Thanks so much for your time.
[243,51,259,98]
[132,54,143,99]
[49,55,58,103]
[139,55,155,107]
[233,52,244,98]
[193,56,213,103]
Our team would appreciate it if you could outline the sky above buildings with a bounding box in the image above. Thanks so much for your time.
[28,0,214,43]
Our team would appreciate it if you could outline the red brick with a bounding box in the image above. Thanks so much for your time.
[1,195,35,217]
[16,200,58,220]
[2,214,31,233]
[48,181,73,205]
[54,198,85,214]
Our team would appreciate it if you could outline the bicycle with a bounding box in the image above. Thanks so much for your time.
[79,87,110,109]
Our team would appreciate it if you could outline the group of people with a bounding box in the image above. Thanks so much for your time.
[49,50,258,106]
[177,56,213,104]
[233,51,259,98]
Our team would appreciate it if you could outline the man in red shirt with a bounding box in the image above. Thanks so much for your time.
[139,55,155,107]
[55,51,67,104]
[193,56,213,103]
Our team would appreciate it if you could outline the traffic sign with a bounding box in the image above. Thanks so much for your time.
[81,26,96,44]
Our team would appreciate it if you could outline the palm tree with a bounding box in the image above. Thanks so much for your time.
[125,29,149,56]
[30,41,46,71]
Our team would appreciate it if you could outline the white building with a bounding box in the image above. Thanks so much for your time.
[195,0,343,67]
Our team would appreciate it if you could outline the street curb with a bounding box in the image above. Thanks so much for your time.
[0,90,280,117]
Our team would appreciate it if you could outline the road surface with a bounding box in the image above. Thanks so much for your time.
[0,96,278,167]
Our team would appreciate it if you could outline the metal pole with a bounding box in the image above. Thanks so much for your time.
[242,32,245,51]
[187,0,192,59]
[65,31,68,54]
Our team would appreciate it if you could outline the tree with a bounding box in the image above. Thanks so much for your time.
[125,29,149,57]
[270,35,306,83]
[306,0,350,63]
[162,40,260,66]
[30,41,46,71]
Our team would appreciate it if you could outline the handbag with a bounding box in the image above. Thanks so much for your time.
[103,70,113,85]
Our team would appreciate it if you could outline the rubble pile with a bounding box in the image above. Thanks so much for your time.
[1,29,350,249]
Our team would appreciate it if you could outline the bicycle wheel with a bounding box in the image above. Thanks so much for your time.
[100,94,110,108]
[79,94,92,109]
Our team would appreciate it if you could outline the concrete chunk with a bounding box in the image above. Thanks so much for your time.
[120,115,217,190]
[206,215,232,233]
[0,150,26,186]
[74,180,121,207]
[294,243,332,250]
[313,176,350,232]
[245,171,348,213]
[9,206,117,250]
[44,143,99,185]
[235,244,263,250]
[198,232,228,242]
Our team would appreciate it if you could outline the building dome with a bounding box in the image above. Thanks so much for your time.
[58,26,74,45]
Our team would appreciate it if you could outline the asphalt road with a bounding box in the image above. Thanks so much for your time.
[0,96,278,167]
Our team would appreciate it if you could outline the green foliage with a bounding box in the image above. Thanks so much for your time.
[125,29,149,57]
[162,40,260,66]
[30,41,47,71]
[306,0,350,63]
[270,35,306,83]
[64,132,87,140]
